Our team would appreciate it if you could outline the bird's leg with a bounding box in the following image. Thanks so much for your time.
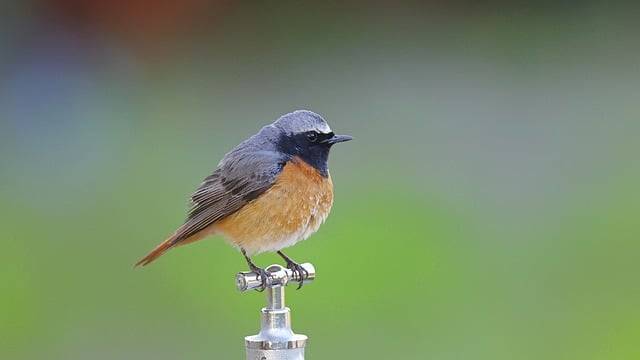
[241,248,269,291]
[277,251,308,289]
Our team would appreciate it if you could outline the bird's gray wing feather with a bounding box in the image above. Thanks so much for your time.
[171,149,287,245]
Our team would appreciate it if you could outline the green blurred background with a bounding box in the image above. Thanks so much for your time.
[1,1,639,359]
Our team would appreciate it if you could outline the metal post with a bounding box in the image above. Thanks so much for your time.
[236,263,316,360]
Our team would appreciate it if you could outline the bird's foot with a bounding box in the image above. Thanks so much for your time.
[242,248,270,291]
[276,251,308,289]
[284,259,309,290]
[248,264,270,291]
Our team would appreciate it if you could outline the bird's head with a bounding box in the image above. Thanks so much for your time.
[273,110,352,176]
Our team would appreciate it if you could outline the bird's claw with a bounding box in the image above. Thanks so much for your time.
[285,260,309,290]
[249,265,270,291]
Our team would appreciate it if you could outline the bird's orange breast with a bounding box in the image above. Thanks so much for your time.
[214,157,334,255]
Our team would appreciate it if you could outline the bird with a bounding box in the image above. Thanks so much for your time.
[135,110,352,287]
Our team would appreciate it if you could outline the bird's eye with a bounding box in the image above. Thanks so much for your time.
[306,132,319,142]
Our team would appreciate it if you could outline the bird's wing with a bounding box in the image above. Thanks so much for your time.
[171,149,287,245]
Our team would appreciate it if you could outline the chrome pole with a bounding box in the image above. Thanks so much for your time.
[236,263,316,360]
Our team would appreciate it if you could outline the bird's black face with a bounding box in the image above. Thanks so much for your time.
[277,130,352,177]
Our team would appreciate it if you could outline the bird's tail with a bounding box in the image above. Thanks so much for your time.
[135,233,178,267]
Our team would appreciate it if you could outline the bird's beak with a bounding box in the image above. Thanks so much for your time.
[324,134,353,145]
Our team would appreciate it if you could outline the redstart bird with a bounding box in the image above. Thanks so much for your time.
[136,110,352,287]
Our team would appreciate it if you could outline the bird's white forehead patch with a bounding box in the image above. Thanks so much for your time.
[315,122,332,134]
[302,112,332,133]
[294,120,331,134]
[274,110,332,135]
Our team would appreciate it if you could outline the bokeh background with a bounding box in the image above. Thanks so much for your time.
[1,1,639,359]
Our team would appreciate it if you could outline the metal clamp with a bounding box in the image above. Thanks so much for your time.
[236,263,315,292]
[236,263,315,360]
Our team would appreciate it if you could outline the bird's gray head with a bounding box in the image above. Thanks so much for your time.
[271,110,352,177]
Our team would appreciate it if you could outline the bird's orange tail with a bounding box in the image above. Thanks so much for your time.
[135,234,177,267]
